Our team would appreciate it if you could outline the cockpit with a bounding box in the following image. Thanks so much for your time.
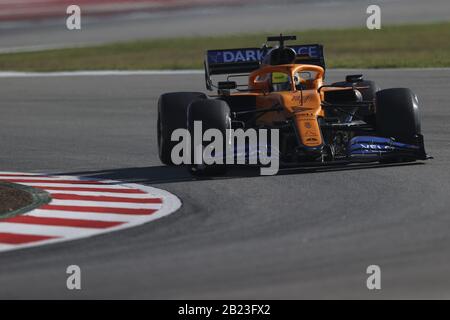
[253,70,318,92]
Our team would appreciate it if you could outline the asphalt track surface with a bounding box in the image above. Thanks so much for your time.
[0,69,449,299]
[1,0,450,52]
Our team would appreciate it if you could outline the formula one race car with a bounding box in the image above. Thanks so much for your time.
[157,35,429,175]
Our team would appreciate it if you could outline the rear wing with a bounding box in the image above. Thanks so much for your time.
[204,44,325,90]
[290,44,325,68]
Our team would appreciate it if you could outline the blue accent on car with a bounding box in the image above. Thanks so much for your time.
[348,136,419,156]
[203,142,280,164]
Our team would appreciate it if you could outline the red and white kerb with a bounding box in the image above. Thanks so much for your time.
[0,172,181,252]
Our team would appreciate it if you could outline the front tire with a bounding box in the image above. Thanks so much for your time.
[157,92,206,165]
[187,99,231,176]
[375,88,421,143]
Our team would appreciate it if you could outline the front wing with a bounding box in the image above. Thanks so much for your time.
[209,134,430,166]
[347,135,429,161]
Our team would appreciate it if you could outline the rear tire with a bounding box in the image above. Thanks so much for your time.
[187,99,231,176]
[157,92,206,165]
[375,88,421,143]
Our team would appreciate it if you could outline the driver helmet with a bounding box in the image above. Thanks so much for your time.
[271,72,291,91]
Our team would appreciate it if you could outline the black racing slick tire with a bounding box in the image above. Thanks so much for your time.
[375,88,421,143]
[187,99,231,176]
[157,92,206,165]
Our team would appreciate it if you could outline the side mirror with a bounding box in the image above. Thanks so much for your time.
[345,74,363,83]
[217,81,237,90]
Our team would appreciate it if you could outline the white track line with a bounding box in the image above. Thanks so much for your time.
[43,190,153,197]
[47,199,162,209]
[0,175,82,180]
[28,210,140,222]
[0,175,92,181]
[0,223,99,237]
[0,70,204,78]
[0,244,14,251]
[19,182,130,189]
[0,172,41,175]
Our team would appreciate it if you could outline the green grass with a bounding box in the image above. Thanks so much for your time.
[1,22,450,71]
